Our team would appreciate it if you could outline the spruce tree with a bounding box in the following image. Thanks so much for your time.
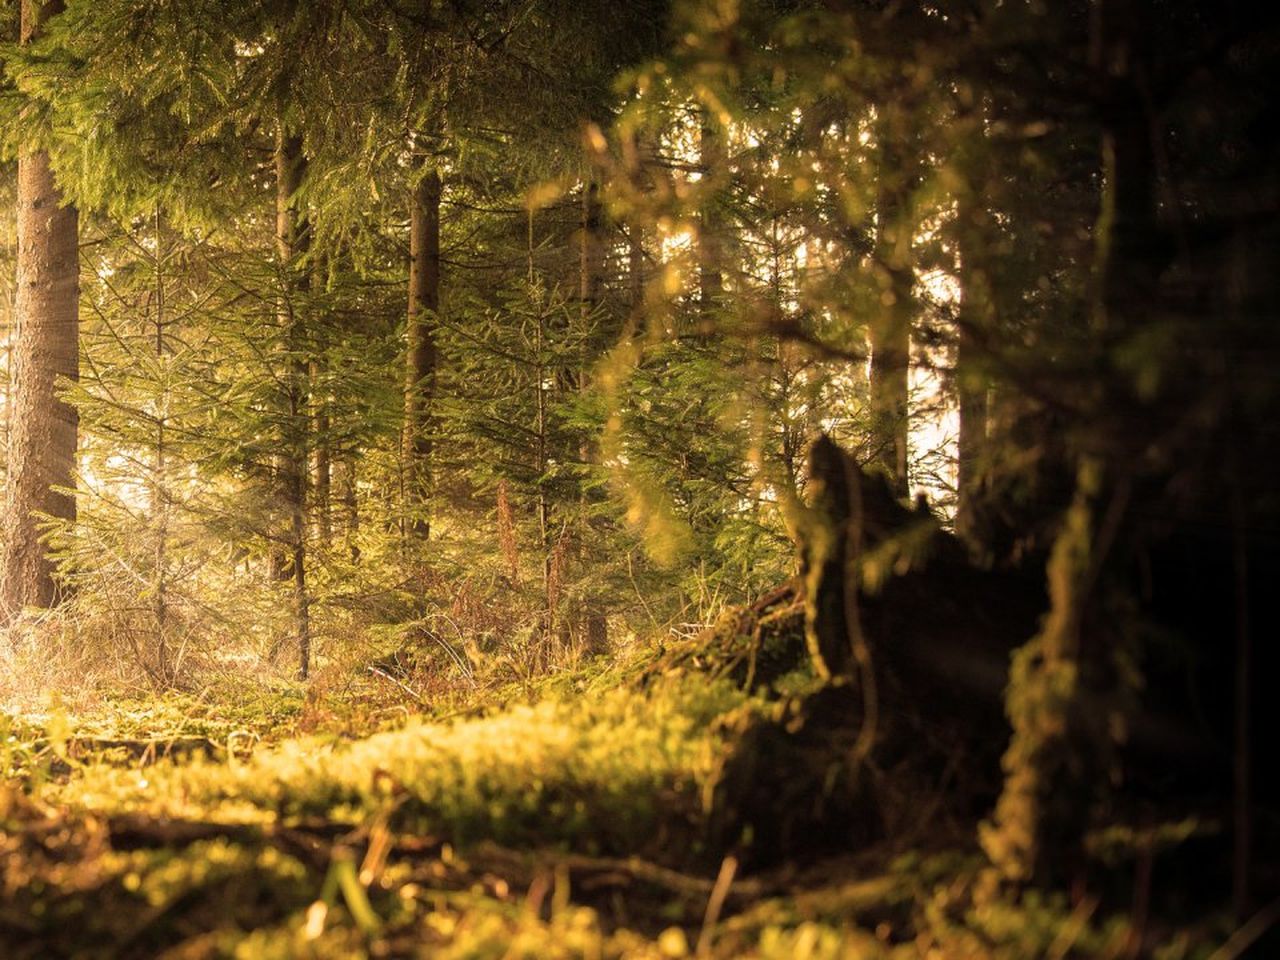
[0,0,79,620]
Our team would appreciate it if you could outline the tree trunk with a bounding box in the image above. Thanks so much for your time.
[800,435,855,680]
[698,112,724,328]
[311,357,330,549]
[1,0,79,622]
[402,167,440,541]
[954,186,992,549]
[623,128,649,341]
[579,179,608,656]
[151,206,170,682]
[274,127,311,680]
[310,250,330,551]
[868,107,914,499]
[628,222,645,330]
[340,455,360,564]
[983,0,1160,888]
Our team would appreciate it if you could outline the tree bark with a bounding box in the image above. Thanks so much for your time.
[151,207,170,681]
[402,167,440,541]
[1,0,79,622]
[579,179,608,656]
[800,435,855,680]
[954,186,992,549]
[311,359,330,549]
[340,455,360,564]
[273,127,311,679]
[983,0,1161,888]
[310,255,330,550]
[698,112,725,328]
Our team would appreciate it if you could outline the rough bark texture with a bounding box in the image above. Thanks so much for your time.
[1,0,79,621]
[402,168,440,540]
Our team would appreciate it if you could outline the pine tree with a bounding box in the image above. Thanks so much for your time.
[0,0,78,620]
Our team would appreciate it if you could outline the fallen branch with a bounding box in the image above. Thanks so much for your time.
[367,665,427,705]
[103,814,366,871]
[93,814,768,905]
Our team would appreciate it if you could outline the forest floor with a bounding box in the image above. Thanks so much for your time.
[0,616,1240,959]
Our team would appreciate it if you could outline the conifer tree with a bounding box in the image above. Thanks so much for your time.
[0,0,78,620]
[403,165,441,541]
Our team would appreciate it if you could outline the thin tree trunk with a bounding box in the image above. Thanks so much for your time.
[628,223,644,331]
[340,455,360,564]
[579,179,607,656]
[274,126,311,679]
[311,358,330,549]
[403,167,441,542]
[310,253,330,550]
[1230,473,1252,919]
[525,209,554,656]
[623,128,649,341]
[535,293,552,651]
[868,106,914,499]
[698,112,724,328]
[955,186,991,549]
[1,0,79,622]
[151,206,170,681]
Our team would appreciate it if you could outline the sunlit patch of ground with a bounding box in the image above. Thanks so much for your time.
[0,661,1231,958]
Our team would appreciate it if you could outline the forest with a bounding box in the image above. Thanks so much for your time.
[0,0,1276,956]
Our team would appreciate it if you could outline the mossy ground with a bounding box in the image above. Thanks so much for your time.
[0,645,1234,959]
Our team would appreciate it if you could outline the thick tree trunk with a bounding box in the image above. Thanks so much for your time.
[1,0,79,622]
[402,167,440,541]
[273,127,311,679]
[800,436,855,680]
[984,0,1160,888]
[868,108,915,499]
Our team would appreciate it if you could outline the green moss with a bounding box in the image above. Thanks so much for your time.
[55,677,752,856]
[2,648,1231,959]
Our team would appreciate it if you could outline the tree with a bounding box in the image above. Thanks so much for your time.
[0,0,78,621]
[402,165,440,541]
[272,124,313,678]
[867,102,919,498]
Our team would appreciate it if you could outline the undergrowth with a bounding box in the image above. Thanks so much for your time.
[0,646,1236,959]
[56,675,750,857]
